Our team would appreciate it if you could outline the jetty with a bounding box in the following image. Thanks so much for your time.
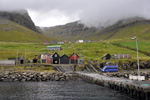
[77,72,150,100]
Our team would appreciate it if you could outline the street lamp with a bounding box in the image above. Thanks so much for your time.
[131,36,140,76]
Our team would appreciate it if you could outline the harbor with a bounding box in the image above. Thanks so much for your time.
[78,72,150,100]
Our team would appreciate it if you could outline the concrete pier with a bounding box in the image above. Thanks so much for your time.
[77,72,150,100]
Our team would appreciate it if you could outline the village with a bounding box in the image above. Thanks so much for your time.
[0,39,134,67]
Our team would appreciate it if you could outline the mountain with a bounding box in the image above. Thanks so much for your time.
[41,18,150,41]
[0,10,54,43]
[0,10,39,33]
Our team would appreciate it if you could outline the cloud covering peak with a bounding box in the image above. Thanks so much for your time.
[0,0,150,27]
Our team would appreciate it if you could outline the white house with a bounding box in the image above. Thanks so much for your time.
[76,40,83,43]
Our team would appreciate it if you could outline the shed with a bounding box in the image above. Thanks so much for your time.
[113,54,132,59]
[0,60,15,66]
[47,45,62,50]
[25,59,30,63]
[33,57,38,63]
[78,59,84,64]
[102,53,111,60]
[20,56,24,64]
[8,58,19,64]
[70,53,79,64]
[60,54,70,64]
[52,52,60,64]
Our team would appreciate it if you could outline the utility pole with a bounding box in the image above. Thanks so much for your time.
[16,50,18,66]
[25,49,26,64]
[132,36,140,76]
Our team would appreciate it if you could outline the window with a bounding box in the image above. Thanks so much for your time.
[55,54,57,57]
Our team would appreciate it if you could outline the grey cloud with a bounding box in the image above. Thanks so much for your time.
[0,0,150,27]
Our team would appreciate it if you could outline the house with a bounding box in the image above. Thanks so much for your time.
[47,45,62,50]
[57,41,65,44]
[70,53,79,64]
[52,41,57,44]
[46,52,53,64]
[41,54,47,63]
[44,41,50,45]
[33,57,38,63]
[76,40,83,43]
[102,53,111,60]
[113,54,132,59]
[60,54,70,64]
[78,59,84,64]
[84,40,91,43]
[52,52,60,64]
[68,41,72,43]
[20,56,24,64]
[99,40,103,42]
[47,56,53,64]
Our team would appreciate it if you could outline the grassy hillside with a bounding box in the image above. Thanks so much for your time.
[112,41,150,56]
[0,17,54,43]
[41,19,150,41]
[0,41,149,63]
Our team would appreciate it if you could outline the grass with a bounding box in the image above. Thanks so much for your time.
[112,41,150,56]
[0,66,55,73]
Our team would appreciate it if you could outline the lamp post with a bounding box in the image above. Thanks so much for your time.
[131,36,140,76]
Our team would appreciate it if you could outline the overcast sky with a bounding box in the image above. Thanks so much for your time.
[0,0,150,27]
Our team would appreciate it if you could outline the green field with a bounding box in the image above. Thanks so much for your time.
[0,41,149,63]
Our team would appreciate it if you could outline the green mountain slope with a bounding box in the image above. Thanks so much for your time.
[41,18,150,41]
[0,17,53,43]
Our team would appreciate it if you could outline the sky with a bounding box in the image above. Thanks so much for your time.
[0,0,150,27]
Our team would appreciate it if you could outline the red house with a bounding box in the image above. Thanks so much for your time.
[46,52,53,64]
[44,41,50,45]
[70,53,79,64]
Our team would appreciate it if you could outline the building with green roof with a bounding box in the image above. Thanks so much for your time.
[47,45,62,50]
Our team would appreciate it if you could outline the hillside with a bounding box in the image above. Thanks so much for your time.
[0,17,53,43]
[0,10,39,33]
[0,10,55,43]
[41,18,150,41]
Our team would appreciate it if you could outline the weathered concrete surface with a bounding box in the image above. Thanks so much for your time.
[77,72,150,100]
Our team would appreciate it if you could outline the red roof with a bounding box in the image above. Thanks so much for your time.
[70,53,79,60]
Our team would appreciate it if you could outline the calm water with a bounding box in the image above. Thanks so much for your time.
[0,79,135,100]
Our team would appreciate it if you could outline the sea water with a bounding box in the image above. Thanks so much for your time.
[0,79,135,100]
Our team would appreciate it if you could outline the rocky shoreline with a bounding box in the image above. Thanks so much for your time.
[0,71,70,82]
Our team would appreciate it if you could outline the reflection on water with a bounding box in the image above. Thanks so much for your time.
[0,79,135,100]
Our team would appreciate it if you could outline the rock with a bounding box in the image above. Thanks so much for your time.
[65,76,70,81]
[26,78,31,81]
[60,78,65,81]
[3,78,13,82]
[54,76,59,81]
